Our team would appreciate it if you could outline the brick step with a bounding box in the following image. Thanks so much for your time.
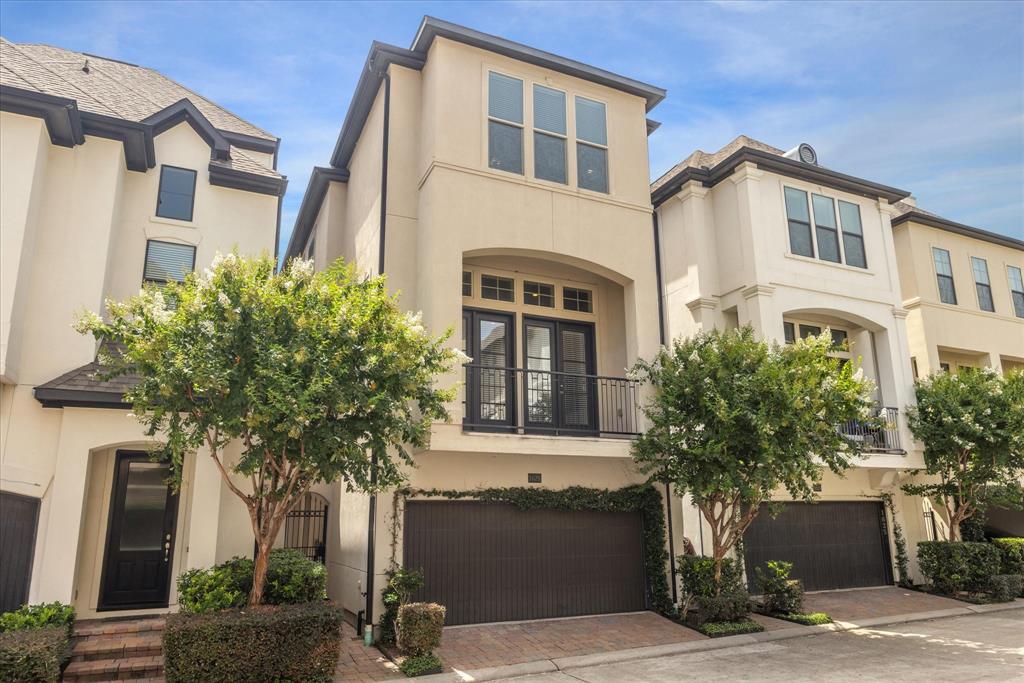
[74,617,165,638]
[62,655,163,682]
[71,633,163,662]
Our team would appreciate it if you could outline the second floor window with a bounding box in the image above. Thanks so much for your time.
[144,239,195,285]
[932,247,957,305]
[488,72,524,174]
[783,187,867,268]
[1008,265,1024,318]
[811,194,841,263]
[784,187,814,257]
[156,166,197,221]
[838,200,867,268]
[971,256,994,312]
[533,84,567,184]
[575,96,608,193]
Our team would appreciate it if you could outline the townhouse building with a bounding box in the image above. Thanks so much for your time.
[0,39,286,618]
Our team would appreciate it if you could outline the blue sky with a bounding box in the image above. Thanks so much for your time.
[3,1,1022,249]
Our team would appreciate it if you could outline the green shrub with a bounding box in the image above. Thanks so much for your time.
[396,603,445,657]
[0,626,70,683]
[989,574,1023,603]
[0,603,74,635]
[991,538,1024,574]
[399,653,443,677]
[695,593,750,624]
[178,549,326,613]
[697,619,764,638]
[917,541,1002,595]
[776,612,832,626]
[163,602,343,683]
[678,555,743,598]
[754,561,804,614]
[381,567,425,644]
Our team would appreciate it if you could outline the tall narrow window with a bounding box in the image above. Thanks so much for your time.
[1008,265,1024,318]
[156,166,197,221]
[487,72,523,174]
[811,194,841,263]
[533,85,567,184]
[932,247,957,305]
[971,257,994,312]
[462,271,472,297]
[783,321,796,344]
[143,240,195,285]
[838,200,867,268]
[784,187,814,257]
[575,96,608,193]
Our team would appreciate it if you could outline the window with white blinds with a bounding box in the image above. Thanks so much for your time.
[143,240,196,284]
[533,84,567,184]
[488,72,524,174]
[575,96,608,193]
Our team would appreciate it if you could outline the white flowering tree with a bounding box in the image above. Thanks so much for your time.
[77,254,467,604]
[631,327,877,590]
[902,368,1024,541]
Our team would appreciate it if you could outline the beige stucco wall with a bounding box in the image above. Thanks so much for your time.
[893,220,1024,376]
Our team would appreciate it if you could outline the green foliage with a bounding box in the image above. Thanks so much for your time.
[989,575,1023,602]
[902,370,1024,540]
[697,619,764,638]
[401,485,672,614]
[77,254,465,603]
[679,556,742,599]
[163,602,343,683]
[632,327,876,586]
[0,626,69,683]
[878,493,912,587]
[917,541,1002,595]
[381,568,425,644]
[178,549,326,613]
[396,603,445,657]
[991,538,1024,574]
[776,612,832,626]
[0,603,74,635]
[754,561,804,614]
[399,653,444,677]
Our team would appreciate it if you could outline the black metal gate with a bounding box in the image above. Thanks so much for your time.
[0,491,40,613]
[283,492,328,564]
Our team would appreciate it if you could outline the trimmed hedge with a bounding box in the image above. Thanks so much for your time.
[163,602,343,683]
[917,541,1002,595]
[990,575,1023,603]
[991,538,1024,575]
[0,603,74,635]
[754,561,804,614]
[399,653,444,677]
[698,619,764,638]
[177,549,327,613]
[397,603,445,657]
[0,626,70,683]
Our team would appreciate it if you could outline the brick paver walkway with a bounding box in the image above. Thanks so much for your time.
[332,636,399,682]
[803,586,963,622]
[436,611,704,671]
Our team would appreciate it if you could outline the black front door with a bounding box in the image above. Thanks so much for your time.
[98,451,179,610]
[524,317,597,435]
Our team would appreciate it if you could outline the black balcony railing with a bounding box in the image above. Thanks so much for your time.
[840,406,903,453]
[463,364,643,437]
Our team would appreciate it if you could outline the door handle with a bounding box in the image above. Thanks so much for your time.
[164,534,172,562]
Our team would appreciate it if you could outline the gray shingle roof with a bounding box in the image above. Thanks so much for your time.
[34,340,139,408]
[651,135,786,192]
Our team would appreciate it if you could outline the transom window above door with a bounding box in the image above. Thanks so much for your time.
[523,280,555,307]
[481,274,515,302]
[783,187,867,268]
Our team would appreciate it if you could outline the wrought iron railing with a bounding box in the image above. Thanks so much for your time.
[840,406,903,453]
[462,364,643,437]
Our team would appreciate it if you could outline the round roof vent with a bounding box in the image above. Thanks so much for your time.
[798,143,817,165]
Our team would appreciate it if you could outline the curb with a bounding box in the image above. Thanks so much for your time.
[383,600,1024,681]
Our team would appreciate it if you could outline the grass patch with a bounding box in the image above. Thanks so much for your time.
[774,612,832,626]
[399,653,443,677]
[697,619,765,638]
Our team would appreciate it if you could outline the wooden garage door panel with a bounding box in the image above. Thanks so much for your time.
[0,492,40,613]
[404,501,646,625]
[743,502,892,592]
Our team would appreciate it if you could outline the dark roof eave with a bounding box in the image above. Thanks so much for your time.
[284,166,351,258]
[34,387,130,410]
[144,99,231,161]
[892,211,1024,251]
[208,163,289,197]
[0,84,84,146]
[652,147,911,208]
[646,119,661,135]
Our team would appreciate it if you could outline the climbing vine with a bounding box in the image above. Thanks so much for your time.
[878,492,912,588]
[389,484,673,614]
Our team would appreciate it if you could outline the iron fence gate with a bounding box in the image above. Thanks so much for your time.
[283,492,328,564]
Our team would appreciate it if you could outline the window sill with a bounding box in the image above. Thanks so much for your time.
[783,252,874,276]
[150,215,197,229]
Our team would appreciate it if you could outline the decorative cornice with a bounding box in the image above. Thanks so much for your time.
[902,297,922,311]
[742,284,775,299]
[685,296,718,312]
[729,161,763,185]
[675,181,709,203]
[891,307,909,319]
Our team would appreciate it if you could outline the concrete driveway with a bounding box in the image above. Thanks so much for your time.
[496,611,1024,682]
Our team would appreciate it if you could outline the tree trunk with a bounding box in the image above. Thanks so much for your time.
[250,540,271,606]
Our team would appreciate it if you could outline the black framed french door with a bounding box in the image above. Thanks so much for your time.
[523,317,597,435]
[463,309,516,430]
[98,451,179,610]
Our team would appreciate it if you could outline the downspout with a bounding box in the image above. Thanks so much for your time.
[273,138,283,267]
[365,63,392,641]
[652,210,678,605]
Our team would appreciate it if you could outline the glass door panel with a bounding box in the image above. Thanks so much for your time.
[464,310,515,429]
[525,322,554,426]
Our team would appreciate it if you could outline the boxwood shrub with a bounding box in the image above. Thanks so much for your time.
[991,538,1024,575]
[0,603,74,636]
[0,625,70,683]
[917,541,1001,595]
[396,603,445,657]
[678,555,750,625]
[698,618,764,638]
[163,602,343,683]
[990,574,1023,603]
[178,549,327,613]
[754,561,804,614]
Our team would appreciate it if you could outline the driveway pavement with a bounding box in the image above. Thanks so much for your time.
[495,611,1024,683]
[803,585,963,621]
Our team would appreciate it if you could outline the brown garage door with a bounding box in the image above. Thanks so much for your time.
[743,501,893,592]
[404,501,646,625]
[0,492,40,613]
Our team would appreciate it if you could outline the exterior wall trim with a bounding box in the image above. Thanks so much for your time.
[892,212,1024,252]
[207,163,288,197]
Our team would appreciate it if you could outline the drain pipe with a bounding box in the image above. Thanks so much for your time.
[652,211,678,605]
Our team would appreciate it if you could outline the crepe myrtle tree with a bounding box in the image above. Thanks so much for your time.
[630,327,878,590]
[76,254,468,605]
[902,368,1024,541]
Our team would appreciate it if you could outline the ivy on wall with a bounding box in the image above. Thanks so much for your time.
[878,492,912,588]
[388,484,673,614]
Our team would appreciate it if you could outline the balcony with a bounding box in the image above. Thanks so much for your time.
[463,365,643,437]
[840,406,904,454]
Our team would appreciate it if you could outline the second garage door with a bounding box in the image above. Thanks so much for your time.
[743,501,893,592]
[404,501,647,625]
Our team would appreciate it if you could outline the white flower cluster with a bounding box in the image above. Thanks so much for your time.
[289,258,315,280]
[73,309,104,334]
